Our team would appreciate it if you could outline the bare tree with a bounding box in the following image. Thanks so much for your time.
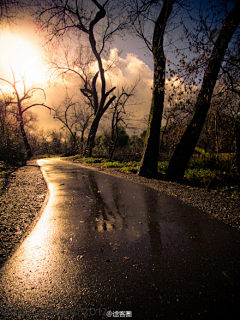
[214,58,240,174]
[53,92,93,154]
[127,0,177,178]
[0,95,25,165]
[36,0,129,157]
[127,0,182,177]
[166,0,240,181]
[107,80,139,160]
[0,0,23,22]
[0,70,51,158]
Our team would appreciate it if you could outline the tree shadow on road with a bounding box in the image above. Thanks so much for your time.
[86,171,127,231]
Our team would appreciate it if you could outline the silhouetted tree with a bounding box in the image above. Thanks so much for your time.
[166,0,240,181]
[0,0,23,22]
[0,95,24,165]
[107,81,139,160]
[36,0,128,157]
[128,0,177,178]
[0,70,51,158]
[53,92,93,154]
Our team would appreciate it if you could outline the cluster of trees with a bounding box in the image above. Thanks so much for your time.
[1,0,240,182]
[0,94,25,165]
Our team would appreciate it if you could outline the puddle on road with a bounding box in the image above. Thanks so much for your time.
[75,169,205,260]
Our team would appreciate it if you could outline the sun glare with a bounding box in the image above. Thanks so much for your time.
[0,32,47,88]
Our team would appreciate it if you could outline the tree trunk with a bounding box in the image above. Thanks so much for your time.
[166,1,240,182]
[19,119,32,159]
[235,116,240,177]
[70,132,77,155]
[109,128,119,161]
[84,113,101,157]
[138,0,175,178]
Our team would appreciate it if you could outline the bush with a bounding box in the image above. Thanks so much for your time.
[157,161,169,175]
[217,185,240,198]
[195,147,211,158]
[0,130,25,166]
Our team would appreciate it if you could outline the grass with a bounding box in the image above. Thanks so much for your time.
[104,161,124,168]
[183,156,240,198]
[84,157,103,164]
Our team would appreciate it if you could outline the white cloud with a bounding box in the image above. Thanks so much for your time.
[103,48,153,131]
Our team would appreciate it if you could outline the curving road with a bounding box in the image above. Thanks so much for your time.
[0,158,240,319]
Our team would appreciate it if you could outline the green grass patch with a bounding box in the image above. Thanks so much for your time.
[84,157,103,164]
[183,159,240,198]
[80,157,139,173]
[184,167,218,181]
[116,161,139,173]
[103,161,124,168]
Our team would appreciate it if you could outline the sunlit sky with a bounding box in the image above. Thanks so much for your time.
[0,17,155,132]
[0,0,230,133]
[0,32,46,85]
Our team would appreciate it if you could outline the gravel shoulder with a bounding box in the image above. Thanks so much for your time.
[0,160,48,268]
[0,157,239,269]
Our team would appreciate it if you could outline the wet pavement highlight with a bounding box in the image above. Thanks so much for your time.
[0,158,240,319]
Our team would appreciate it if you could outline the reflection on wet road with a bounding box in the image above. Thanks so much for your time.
[0,158,240,319]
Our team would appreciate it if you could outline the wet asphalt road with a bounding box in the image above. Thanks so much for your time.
[0,158,240,320]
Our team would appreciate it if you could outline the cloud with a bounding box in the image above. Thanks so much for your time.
[103,48,153,130]
[40,48,154,133]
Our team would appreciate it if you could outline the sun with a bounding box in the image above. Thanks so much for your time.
[0,32,47,87]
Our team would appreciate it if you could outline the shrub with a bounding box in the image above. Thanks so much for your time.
[157,161,169,175]
[0,129,25,166]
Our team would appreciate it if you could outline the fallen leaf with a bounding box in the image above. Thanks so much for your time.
[77,255,84,260]
[123,256,130,260]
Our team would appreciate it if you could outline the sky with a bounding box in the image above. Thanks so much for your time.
[0,15,155,134]
[0,0,232,135]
